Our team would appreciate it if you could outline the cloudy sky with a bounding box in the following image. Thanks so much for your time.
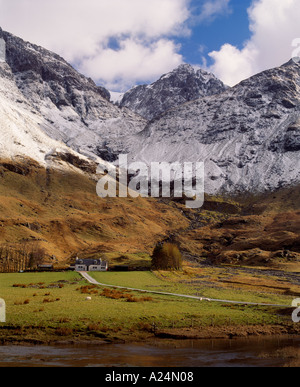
[0,0,299,91]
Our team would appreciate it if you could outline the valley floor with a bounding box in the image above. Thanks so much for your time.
[0,263,299,346]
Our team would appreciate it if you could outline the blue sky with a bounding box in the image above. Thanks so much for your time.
[0,0,299,91]
[178,0,253,67]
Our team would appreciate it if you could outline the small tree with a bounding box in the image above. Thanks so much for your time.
[28,245,46,269]
[151,242,182,270]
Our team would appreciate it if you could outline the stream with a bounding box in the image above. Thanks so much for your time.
[0,336,299,367]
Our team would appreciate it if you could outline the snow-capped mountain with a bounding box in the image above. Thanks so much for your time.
[1,26,300,197]
[118,64,228,120]
[0,28,146,163]
[107,60,300,195]
[0,59,98,174]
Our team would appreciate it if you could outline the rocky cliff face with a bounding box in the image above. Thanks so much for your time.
[1,26,300,196]
[108,60,300,194]
[0,28,146,162]
[118,64,227,120]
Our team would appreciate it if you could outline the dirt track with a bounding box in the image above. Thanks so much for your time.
[79,271,291,308]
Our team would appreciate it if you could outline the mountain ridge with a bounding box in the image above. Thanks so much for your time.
[106,59,300,195]
[118,63,228,120]
[1,27,300,197]
[0,27,147,164]
[0,28,299,267]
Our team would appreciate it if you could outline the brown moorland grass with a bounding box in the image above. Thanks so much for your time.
[0,158,190,266]
[0,158,299,271]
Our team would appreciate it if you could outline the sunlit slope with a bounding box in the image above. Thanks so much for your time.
[0,158,189,262]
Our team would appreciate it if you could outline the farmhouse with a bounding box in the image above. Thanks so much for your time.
[75,258,108,272]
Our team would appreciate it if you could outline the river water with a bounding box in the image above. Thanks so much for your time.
[0,336,299,367]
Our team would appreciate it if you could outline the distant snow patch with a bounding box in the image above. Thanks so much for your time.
[109,91,124,104]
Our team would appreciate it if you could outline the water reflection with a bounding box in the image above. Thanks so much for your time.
[0,336,299,367]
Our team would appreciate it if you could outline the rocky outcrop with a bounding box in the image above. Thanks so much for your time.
[107,60,300,194]
[0,27,146,161]
[119,64,227,120]
[1,26,300,196]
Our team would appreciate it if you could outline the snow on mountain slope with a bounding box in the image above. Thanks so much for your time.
[1,26,300,197]
[119,64,228,120]
[107,60,300,195]
[110,91,125,104]
[0,62,100,174]
[0,28,146,162]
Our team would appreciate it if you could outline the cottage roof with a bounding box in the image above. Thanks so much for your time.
[75,258,106,266]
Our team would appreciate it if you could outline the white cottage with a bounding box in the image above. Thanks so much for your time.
[75,258,108,272]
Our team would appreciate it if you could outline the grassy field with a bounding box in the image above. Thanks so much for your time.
[90,269,294,305]
[0,268,297,344]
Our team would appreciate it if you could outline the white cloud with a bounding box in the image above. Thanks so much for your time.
[80,39,183,91]
[208,0,300,86]
[197,0,231,23]
[0,0,191,91]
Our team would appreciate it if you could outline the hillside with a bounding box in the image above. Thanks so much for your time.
[0,27,299,271]
[0,154,298,271]
[176,187,300,268]
[0,157,189,267]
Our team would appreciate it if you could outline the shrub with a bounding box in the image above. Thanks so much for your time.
[57,317,71,323]
[43,297,58,303]
[126,295,139,302]
[77,285,98,294]
[33,307,44,313]
[87,323,101,331]
[55,327,73,336]
[151,242,182,270]
[14,299,30,305]
[137,322,152,332]
[100,288,153,303]
[140,296,153,302]
[101,288,129,300]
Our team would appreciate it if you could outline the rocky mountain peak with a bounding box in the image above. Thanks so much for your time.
[0,28,146,162]
[107,59,300,195]
[2,29,111,105]
[1,26,300,197]
[118,63,228,120]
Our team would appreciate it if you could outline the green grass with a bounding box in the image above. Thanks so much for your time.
[91,271,170,290]
[90,271,292,306]
[0,271,291,344]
